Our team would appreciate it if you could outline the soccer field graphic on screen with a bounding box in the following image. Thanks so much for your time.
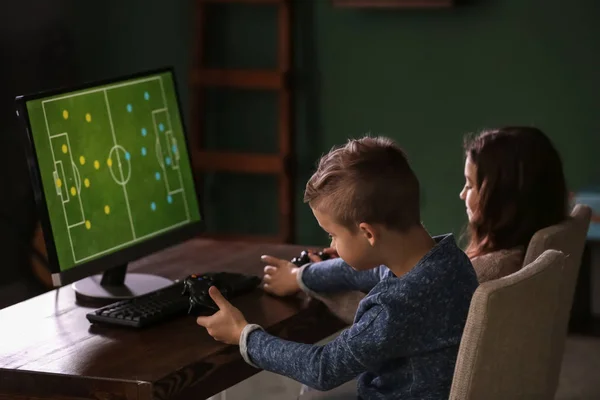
[25,72,201,271]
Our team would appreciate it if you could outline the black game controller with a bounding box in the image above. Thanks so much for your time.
[181,272,261,315]
[291,250,332,267]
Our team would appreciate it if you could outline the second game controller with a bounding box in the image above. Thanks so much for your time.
[291,250,332,267]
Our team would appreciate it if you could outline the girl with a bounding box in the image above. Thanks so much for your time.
[459,126,568,282]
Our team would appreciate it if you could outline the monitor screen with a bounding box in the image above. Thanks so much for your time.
[18,69,202,280]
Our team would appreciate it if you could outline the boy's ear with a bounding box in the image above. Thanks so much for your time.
[358,222,377,246]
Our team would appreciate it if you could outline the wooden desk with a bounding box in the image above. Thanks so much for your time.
[0,239,347,400]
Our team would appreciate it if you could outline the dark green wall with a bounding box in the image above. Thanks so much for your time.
[66,0,193,125]
[67,0,600,247]
[296,0,600,246]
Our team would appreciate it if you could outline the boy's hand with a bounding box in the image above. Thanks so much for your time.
[196,286,248,345]
[261,255,301,297]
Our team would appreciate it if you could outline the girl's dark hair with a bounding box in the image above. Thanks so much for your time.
[464,126,568,258]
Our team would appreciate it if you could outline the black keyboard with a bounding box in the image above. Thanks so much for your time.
[86,273,261,328]
[86,281,189,328]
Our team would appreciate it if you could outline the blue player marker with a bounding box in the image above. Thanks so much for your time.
[167,195,173,204]
[159,123,165,132]
[151,202,157,211]
[125,152,131,161]
[144,91,150,100]
[155,172,161,181]
[165,157,171,166]
[141,127,147,137]
[126,104,132,113]
[141,147,147,156]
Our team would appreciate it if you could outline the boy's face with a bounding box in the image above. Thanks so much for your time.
[312,208,378,271]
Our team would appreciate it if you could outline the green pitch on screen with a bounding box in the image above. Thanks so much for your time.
[26,71,201,271]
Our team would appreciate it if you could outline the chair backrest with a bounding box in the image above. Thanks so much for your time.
[449,249,566,400]
[522,204,592,396]
[470,247,524,283]
[523,204,591,303]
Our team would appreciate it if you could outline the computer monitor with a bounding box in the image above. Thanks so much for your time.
[15,67,204,304]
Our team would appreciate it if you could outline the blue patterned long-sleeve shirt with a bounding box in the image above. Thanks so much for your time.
[239,234,477,399]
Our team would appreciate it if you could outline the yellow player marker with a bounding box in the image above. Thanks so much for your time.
[84,178,90,188]
[62,110,69,120]
[107,158,113,167]
[94,160,100,170]
[104,205,110,215]
[62,144,68,154]
[79,155,86,165]
[85,220,91,230]
[70,187,76,196]
[85,113,92,123]
[55,178,62,188]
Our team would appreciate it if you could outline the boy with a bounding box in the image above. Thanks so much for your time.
[196,136,478,399]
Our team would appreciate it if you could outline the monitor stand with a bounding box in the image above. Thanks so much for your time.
[72,264,173,306]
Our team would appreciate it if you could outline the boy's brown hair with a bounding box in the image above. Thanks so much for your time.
[304,136,420,232]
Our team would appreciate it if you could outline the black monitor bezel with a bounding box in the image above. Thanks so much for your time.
[15,66,205,286]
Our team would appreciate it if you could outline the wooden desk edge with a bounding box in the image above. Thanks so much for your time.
[0,302,347,400]
[0,368,152,400]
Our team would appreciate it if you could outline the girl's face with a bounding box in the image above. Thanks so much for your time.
[459,157,480,222]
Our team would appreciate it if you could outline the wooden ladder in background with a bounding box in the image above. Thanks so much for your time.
[190,0,294,244]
